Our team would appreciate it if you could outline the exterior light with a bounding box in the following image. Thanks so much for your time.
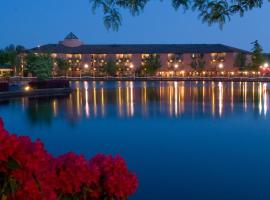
[84,64,89,69]
[174,64,179,69]
[264,62,269,68]
[24,86,31,91]
[130,64,134,69]
[169,60,173,63]
[218,63,224,69]
[202,71,206,75]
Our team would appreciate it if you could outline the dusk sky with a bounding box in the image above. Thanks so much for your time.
[1,0,269,52]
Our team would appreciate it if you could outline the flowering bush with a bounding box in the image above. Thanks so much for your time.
[0,119,138,200]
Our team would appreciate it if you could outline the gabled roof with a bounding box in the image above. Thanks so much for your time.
[30,44,250,54]
[64,32,79,40]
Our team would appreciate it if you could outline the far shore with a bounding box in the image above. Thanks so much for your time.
[3,76,270,83]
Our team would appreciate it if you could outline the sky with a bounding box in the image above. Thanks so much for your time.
[0,0,269,52]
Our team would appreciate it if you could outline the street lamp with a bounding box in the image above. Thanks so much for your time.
[130,64,135,79]
[218,63,224,69]
[174,64,179,77]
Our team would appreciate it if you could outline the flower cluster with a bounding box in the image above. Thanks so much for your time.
[0,119,138,200]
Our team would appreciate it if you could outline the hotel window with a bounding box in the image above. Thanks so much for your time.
[51,53,57,58]
[74,54,82,59]
[141,54,150,59]
[168,53,183,62]
[66,54,72,59]
[116,54,131,59]
[191,53,204,59]
[211,52,226,62]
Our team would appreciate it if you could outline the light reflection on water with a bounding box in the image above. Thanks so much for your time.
[1,81,270,200]
[1,81,269,124]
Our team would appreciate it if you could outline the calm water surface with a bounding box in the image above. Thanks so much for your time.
[1,81,270,200]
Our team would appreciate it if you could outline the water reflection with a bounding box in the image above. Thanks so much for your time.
[1,81,270,124]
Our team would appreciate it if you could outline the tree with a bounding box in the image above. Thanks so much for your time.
[90,0,265,30]
[251,40,264,70]
[190,54,205,72]
[102,60,117,76]
[140,54,161,76]
[0,44,26,76]
[234,52,247,70]
[55,58,71,76]
[25,54,53,80]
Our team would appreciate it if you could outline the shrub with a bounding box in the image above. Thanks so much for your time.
[0,82,9,92]
[0,119,138,200]
[28,80,70,89]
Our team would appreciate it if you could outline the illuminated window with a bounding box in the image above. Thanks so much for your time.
[51,53,57,58]
[74,54,82,59]
[66,54,72,59]
[141,54,150,59]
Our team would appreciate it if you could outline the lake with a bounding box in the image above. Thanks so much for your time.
[1,81,270,200]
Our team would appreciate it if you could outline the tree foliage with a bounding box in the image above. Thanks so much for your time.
[25,54,53,80]
[0,44,25,66]
[140,54,161,76]
[234,52,247,70]
[190,54,205,71]
[102,60,118,76]
[251,40,264,70]
[89,0,266,30]
[55,58,71,76]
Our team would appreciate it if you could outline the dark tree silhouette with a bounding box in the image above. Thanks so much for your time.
[89,0,266,30]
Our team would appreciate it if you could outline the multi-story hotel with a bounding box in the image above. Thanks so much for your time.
[31,33,252,76]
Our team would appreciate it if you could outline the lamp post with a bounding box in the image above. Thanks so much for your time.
[130,63,135,79]
[174,64,179,77]
[217,63,224,76]
[84,64,89,77]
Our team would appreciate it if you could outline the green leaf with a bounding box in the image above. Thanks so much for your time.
[9,178,17,194]
[7,157,20,170]
[1,194,7,200]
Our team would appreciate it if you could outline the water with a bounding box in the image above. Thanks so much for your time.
[1,81,270,200]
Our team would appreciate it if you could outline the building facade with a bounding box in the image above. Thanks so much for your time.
[31,33,252,77]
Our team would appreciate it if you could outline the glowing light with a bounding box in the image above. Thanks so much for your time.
[24,86,31,91]
[218,63,224,69]
[174,64,179,69]
[84,64,89,69]
[130,64,134,69]
[264,62,269,68]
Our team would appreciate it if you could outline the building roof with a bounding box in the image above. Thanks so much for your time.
[30,43,250,54]
[0,64,12,69]
[64,32,79,40]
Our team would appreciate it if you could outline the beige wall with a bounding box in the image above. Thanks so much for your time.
[51,52,249,72]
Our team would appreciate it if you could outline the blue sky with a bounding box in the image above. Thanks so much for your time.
[1,0,269,52]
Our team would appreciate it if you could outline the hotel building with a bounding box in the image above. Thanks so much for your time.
[31,33,252,76]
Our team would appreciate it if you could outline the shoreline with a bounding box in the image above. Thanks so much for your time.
[5,76,270,83]
[0,88,72,100]
[55,76,270,82]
